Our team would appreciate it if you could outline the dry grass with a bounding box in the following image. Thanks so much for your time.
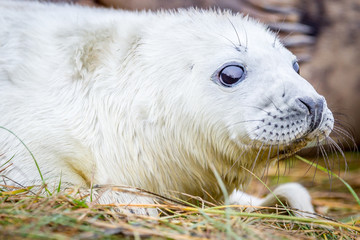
[0,152,359,239]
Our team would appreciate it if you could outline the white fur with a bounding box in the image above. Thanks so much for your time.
[230,183,314,217]
[0,0,333,216]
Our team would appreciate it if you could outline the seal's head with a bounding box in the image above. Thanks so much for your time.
[201,17,335,159]
[118,10,334,193]
[135,10,333,153]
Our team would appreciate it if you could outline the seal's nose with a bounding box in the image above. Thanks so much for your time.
[297,97,324,132]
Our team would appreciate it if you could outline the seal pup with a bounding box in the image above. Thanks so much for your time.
[0,0,334,216]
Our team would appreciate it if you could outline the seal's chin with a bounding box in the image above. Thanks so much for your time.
[251,137,309,162]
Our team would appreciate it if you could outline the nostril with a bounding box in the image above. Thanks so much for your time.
[296,97,324,132]
[297,97,315,115]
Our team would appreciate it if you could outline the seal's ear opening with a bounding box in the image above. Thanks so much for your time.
[293,61,300,74]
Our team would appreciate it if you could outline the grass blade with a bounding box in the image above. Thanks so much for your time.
[295,155,360,205]
[0,126,51,195]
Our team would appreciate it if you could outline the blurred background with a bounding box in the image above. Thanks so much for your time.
[50,0,360,148]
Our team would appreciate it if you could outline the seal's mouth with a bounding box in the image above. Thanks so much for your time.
[273,146,303,161]
[262,138,309,162]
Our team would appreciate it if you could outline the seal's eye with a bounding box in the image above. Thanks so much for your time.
[219,65,245,87]
[293,61,300,74]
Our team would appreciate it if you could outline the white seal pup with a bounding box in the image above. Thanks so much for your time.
[0,1,334,216]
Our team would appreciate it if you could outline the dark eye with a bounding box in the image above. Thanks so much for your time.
[293,61,300,74]
[219,65,245,87]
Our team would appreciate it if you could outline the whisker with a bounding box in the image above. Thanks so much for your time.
[224,147,247,178]
[216,33,240,50]
[333,118,356,137]
[241,21,248,51]
[332,125,355,140]
[280,30,295,44]
[328,137,342,176]
[332,126,357,151]
[319,142,333,188]
[232,119,265,126]
[265,96,282,112]
[276,143,280,184]
[312,153,320,183]
[320,140,331,172]
[260,144,273,181]
[226,17,241,47]
[330,129,348,151]
[326,136,348,172]
[250,143,264,173]
[223,128,269,179]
